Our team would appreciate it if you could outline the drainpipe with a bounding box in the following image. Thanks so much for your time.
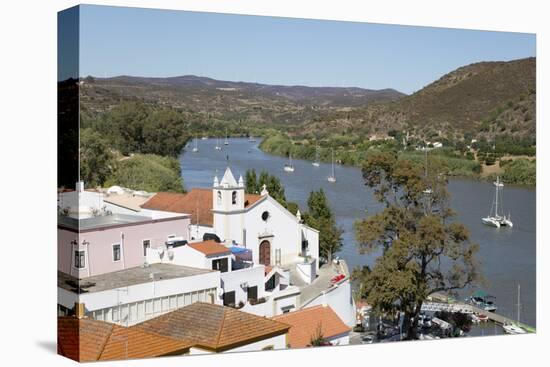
[121,232,126,270]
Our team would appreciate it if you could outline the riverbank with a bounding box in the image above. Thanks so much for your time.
[258,134,535,186]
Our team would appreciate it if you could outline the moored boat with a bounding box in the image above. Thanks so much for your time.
[482,177,513,228]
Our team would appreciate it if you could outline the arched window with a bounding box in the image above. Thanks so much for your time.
[217,191,222,205]
[232,191,237,205]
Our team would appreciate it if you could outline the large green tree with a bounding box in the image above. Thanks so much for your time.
[353,151,480,339]
[304,189,343,263]
[79,128,115,187]
[105,154,184,193]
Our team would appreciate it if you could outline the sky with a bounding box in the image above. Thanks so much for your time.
[72,4,536,94]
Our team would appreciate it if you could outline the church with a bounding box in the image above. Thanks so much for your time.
[141,167,320,272]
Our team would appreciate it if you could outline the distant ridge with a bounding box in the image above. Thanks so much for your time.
[83,74,405,107]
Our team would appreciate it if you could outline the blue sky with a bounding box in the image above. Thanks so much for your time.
[76,5,535,94]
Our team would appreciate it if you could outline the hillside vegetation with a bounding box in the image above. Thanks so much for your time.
[79,57,536,186]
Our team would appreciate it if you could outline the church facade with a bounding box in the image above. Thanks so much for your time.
[211,168,319,270]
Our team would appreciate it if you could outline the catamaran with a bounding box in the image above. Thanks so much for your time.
[192,136,199,153]
[482,176,513,228]
[327,149,336,183]
[215,137,222,150]
[224,129,229,146]
[284,152,295,172]
[312,144,320,167]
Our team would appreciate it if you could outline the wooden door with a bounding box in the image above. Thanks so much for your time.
[259,240,271,266]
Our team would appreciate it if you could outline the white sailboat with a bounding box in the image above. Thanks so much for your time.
[327,149,336,183]
[312,144,320,167]
[284,152,295,172]
[482,176,513,228]
[224,129,229,146]
[215,137,222,150]
[248,134,256,142]
[503,284,526,335]
[192,136,199,153]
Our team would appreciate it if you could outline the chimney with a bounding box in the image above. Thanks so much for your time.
[74,302,86,319]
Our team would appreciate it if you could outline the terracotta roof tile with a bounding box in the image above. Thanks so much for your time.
[57,317,113,362]
[136,302,290,352]
[57,317,191,362]
[188,240,231,257]
[245,194,263,207]
[272,305,351,348]
[141,189,213,226]
[99,325,192,361]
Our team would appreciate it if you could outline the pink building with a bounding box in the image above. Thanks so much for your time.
[58,213,191,278]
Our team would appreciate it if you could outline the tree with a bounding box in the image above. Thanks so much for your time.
[105,154,184,193]
[245,169,259,194]
[353,151,480,340]
[79,128,115,187]
[304,189,343,263]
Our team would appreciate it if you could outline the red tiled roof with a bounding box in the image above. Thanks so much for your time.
[188,240,231,257]
[141,189,213,226]
[141,190,264,226]
[272,305,351,348]
[245,194,263,207]
[137,302,290,352]
[57,317,191,362]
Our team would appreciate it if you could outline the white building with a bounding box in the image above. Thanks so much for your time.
[57,263,221,326]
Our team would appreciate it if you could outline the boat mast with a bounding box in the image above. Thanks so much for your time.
[495,176,500,217]
[331,149,335,177]
[517,283,521,323]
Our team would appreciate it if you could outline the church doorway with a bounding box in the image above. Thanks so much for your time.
[259,240,271,266]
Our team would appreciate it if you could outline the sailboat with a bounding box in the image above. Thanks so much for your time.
[312,145,320,167]
[481,176,513,228]
[284,152,295,172]
[215,137,222,150]
[503,284,526,334]
[192,136,199,153]
[224,129,229,146]
[248,134,256,143]
[327,149,336,183]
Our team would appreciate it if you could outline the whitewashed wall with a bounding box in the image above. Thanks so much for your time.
[243,197,302,266]
[302,279,355,327]
[220,265,265,305]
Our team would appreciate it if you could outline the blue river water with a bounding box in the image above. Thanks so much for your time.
[179,138,536,328]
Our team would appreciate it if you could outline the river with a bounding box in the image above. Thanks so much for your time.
[179,137,536,328]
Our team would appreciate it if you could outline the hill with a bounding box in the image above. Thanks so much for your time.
[79,74,405,130]
[303,57,536,141]
[79,57,535,144]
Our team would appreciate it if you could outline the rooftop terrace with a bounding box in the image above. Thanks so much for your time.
[58,212,189,232]
[58,263,214,293]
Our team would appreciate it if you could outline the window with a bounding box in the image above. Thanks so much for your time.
[261,211,270,221]
[212,258,229,273]
[232,191,237,205]
[112,244,121,262]
[217,191,222,205]
[74,250,85,269]
[142,240,151,257]
[247,286,258,302]
[223,291,236,306]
